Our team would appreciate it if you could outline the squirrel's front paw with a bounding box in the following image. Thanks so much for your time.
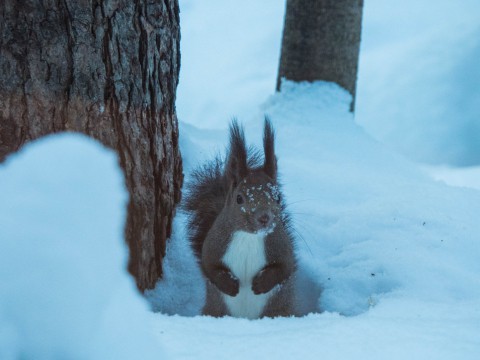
[213,269,239,297]
[252,267,279,295]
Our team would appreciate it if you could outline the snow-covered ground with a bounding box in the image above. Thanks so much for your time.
[1,0,480,359]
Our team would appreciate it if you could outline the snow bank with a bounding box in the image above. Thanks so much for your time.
[145,212,205,316]
[264,81,480,315]
[149,81,480,359]
[0,134,162,359]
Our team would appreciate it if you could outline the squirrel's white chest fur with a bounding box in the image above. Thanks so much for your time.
[222,230,272,319]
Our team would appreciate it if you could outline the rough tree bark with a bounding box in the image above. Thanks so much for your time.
[0,0,183,292]
[276,0,364,111]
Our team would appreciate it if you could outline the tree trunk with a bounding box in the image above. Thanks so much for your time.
[276,0,363,111]
[0,0,183,292]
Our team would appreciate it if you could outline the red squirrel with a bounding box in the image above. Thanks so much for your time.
[185,118,296,319]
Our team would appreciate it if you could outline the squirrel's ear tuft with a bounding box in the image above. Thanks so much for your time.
[226,119,248,187]
[263,116,277,180]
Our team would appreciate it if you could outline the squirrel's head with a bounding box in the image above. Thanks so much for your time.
[224,118,282,234]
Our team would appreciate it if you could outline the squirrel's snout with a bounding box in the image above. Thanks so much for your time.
[256,210,273,229]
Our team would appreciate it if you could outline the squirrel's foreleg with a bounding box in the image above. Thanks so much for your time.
[252,263,291,295]
[204,263,240,297]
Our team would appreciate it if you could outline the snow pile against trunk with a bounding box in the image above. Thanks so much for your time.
[0,134,162,359]
[149,81,480,359]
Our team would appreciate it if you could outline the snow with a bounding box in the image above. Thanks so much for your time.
[155,301,480,360]
[2,0,480,359]
[177,0,285,129]
[0,134,162,359]
[357,0,480,167]
[421,165,480,191]
[144,213,205,317]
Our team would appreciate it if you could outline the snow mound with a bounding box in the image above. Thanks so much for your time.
[145,213,205,316]
[0,134,162,359]
[264,81,480,315]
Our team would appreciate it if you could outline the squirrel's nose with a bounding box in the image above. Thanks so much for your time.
[256,211,272,228]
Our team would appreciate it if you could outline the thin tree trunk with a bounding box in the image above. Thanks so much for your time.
[0,0,183,291]
[277,0,363,111]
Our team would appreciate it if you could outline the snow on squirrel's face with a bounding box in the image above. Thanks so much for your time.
[227,171,281,234]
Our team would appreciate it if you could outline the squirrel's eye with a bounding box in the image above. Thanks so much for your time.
[236,194,244,204]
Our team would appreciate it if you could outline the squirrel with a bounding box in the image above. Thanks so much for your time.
[184,118,297,319]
